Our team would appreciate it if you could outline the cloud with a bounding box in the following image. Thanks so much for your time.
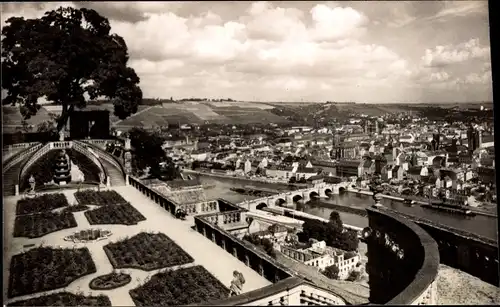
[421,38,490,67]
[1,1,493,103]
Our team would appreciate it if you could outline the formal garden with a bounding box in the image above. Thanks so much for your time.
[8,292,112,306]
[129,265,229,306]
[14,211,77,238]
[104,232,194,271]
[89,271,132,290]
[85,202,146,225]
[8,247,96,298]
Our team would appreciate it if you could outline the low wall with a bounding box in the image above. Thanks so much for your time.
[365,207,440,305]
[386,208,499,287]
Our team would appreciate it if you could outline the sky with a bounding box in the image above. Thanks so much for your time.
[1,1,493,103]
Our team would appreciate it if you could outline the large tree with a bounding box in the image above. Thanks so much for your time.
[2,6,142,131]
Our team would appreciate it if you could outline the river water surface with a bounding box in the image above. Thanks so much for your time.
[195,175,498,240]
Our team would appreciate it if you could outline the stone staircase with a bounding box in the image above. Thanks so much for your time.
[3,158,28,196]
[100,158,126,187]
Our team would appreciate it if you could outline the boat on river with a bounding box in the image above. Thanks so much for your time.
[421,200,476,216]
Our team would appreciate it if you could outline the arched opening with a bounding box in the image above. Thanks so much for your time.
[309,191,319,199]
[275,198,286,207]
[256,203,268,210]
[293,195,303,203]
[324,189,333,197]
[338,187,346,194]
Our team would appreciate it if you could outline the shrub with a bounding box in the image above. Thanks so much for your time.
[322,265,339,280]
[89,272,132,290]
[16,193,69,215]
[13,212,77,238]
[346,270,361,282]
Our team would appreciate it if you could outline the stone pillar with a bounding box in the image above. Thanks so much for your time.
[15,185,19,196]
[125,174,129,186]
[106,177,111,187]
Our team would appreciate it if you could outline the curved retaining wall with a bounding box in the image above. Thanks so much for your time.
[17,141,107,194]
[365,207,440,305]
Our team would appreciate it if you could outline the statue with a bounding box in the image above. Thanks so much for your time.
[229,270,245,297]
[28,175,36,195]
[59,129,65,141]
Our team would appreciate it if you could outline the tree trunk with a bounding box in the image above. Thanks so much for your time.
[57,104,75,132]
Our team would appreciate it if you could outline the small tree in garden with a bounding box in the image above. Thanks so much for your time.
[322,265,339,280]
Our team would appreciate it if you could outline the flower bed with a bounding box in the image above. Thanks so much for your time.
[104,232,194,271]
[85,203,146,225]
[74,190,127,206]
[89,272,132,290]
[16,193,69,215]
[13,212,77,238]
[64,229,112,243]
[129,265,229,306]
[8,292,111,306]
[8,247,96,298]
[62,204,90,213]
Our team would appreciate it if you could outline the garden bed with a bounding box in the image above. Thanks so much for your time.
[8,247,96,298]
[129,265,229,305]
[16,193,69,215]
[85,203,146,225]
[104,232,194,271]
[89,272,132,290]
[13,212,77,238]
[8,292,111,306]
[74,190,127,206]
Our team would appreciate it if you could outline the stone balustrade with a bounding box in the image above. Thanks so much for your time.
[79,141,126,179]
[15,141,109,195]
[3,143,42,172]
[71,142,107,185]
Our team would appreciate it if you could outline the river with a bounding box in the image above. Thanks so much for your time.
[194,175,498,241]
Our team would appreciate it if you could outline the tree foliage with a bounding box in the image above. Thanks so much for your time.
[129,127,179,180]
[1,6,142,131]
[297,213,359,252]
[322,265,339,280]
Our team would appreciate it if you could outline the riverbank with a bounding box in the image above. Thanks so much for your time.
[347,188,498,218]
[184,169,299,187]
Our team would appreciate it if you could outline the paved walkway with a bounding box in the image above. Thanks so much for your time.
[4,186,271,305]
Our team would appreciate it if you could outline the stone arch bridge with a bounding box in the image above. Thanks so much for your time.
[241,182,351,211]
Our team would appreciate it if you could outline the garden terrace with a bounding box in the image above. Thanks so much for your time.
[104,232,194,271]
[16,193,69,215]
[8,292,112,306]
[89,272,132,290]
[75,190,127,206]
[8,247,96,298]
[129,265,229,306]
[85,202,146,225]
[14,211,77,238]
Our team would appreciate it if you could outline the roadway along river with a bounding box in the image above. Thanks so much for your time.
[194,175,498,241]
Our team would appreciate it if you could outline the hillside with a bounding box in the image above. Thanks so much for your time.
[3,100,493,131]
